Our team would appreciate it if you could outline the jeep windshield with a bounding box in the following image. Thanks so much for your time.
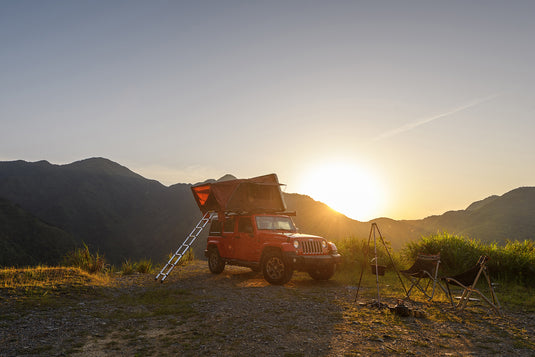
[255,216,296,232]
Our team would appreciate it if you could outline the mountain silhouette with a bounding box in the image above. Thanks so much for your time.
[0,158,533,266]
[284,193,428,248]
[415,187,535,242]
[0,197,75,266]
[0,158,201,265]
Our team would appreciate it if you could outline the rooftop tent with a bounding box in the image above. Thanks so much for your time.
[191,174,287,214]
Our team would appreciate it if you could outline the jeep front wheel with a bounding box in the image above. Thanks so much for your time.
[207,248,225,274]
[262,251,293,285]
[308,264,336,281]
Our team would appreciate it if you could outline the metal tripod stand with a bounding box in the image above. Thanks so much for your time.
[354,223,407,305]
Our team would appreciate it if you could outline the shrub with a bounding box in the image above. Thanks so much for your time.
[404,233,535,285]
[403,232,482,275]
[162,249,195,268]
[490,240,535,284]
[135,259,153,274]
[337,236,402,272]
[121,259,136,275]
[180,248,195,264]
[62,243,107,274]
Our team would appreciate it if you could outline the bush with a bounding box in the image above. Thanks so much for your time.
[135,259,153,274]
[403,232,482,275]
[337,236,402,272]
[490,240,535,284]
[62,243,107,274]
[404,233,535,285]
[121,259,136,275]
[161,249,195,268]
[119,259,154,275]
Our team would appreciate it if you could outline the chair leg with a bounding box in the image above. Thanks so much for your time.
[484,271,501,307]
[404,276,420,298]
[444,281,454,306]
[458,288,475,311]
[412,277,434,299]
[405,274,448,301]
[483,270,502,316]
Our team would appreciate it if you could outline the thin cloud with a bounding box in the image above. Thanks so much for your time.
[372,94,500,142]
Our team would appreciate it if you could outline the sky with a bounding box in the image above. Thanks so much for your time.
[1,1,534,221]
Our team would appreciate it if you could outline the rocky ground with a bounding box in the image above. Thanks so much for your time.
[1,260,534,356]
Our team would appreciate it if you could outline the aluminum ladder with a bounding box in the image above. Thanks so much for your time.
[155,211,215,282]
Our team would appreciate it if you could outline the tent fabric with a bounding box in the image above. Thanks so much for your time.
[191,173,287,214]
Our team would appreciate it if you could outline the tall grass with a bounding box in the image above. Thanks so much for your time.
[403,233,535,285]
[0,266,110,294]
[336,233,535,286]
[135,259,153,274]
[62,244,157,276]
[336,236,404,285]
[121,259,136,275]
[62,243,107,274]
[162,248,195,268]
[337,236,403,269]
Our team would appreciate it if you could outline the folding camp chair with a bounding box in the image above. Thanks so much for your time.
[443,255,502,316]
[401,253,448,301]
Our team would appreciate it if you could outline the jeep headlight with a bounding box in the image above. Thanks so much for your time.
[293,240,299,249]
[329,242,338,253]
[321,240,327,249]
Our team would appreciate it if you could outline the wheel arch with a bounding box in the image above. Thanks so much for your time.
[260,246,282,264]
[207,240,224,254]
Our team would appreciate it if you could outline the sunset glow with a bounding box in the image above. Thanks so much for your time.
[2,1,534,220]
[297,162,386,221]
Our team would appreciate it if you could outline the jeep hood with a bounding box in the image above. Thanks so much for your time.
[284,233,325,240]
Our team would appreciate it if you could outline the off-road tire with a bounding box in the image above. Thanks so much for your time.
[207,248,225,274]
[262,251,293,285]
[308,263,336,281]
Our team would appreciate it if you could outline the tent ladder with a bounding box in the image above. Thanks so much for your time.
[155,211,215,282]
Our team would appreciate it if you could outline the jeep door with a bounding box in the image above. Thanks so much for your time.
[219,216,235,258]
[234,216,261,261]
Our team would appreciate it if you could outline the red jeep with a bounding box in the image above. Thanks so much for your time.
[192,174,341,285]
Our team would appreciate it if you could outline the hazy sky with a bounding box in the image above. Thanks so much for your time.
[2,1,534,221]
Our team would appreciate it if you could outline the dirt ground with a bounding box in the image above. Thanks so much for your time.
[1,260,534,356]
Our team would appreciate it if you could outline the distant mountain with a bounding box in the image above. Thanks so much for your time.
[283,193,428,249]
[285,188,535,247]
[414,187,535,242]
[0,197,75,266]
[0,157,533,267]
[0,158,201,265]
[466,195,499,211]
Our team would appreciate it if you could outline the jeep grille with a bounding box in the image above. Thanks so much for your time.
[300,240,323,254]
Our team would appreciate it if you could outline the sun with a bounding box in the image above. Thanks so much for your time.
[297,161,385,221]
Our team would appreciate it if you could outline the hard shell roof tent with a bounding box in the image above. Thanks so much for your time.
[191,173,287,214]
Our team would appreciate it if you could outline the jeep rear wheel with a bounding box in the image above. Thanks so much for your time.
[308,263,336,281]
[207,248,225,274]
[262,251,292,285]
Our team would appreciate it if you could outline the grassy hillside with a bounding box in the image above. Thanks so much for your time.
[0,197,75,266]
[0,158,201,265]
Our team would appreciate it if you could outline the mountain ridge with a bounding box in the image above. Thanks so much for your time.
[0,197,76,266]
[0,158,533,266]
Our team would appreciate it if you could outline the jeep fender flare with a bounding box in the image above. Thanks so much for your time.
[260,246,281,266]
[205,242,221,257]
[260,247,293,285]
[260,245,294,266]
